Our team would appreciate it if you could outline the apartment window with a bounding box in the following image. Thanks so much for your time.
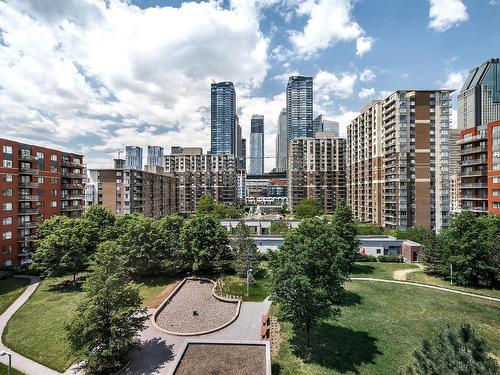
[51,165,57,173]
[3,203,12,211]
[2,231,12,240]
[3,188,13,197]
[51,178,58,184]
[51,189,58,197]
[3,260,12,267]
[51,154,57,161]
[3,160,12,168]
[493,190,500,196]
[493,202,500,209]
[3,174,13,182]
[2,217,12,225]
[36,152,44,159]
[37,177,44,184]
[2,145,13,154]
[51,201,57,208]
[493,177,500,184]
[2,245,12,254]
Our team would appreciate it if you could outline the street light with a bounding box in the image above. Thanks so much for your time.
[0,350,12,375]
[246,268,253,296]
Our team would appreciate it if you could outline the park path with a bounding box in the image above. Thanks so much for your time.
[351,277,500,303]
[393,263,424,281]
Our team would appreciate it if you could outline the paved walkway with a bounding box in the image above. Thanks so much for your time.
[393,263,424,281]
[352,277,500,303]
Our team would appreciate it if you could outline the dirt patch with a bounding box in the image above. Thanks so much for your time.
[174,343,267,375]
[143,281,180,309]
[393,265,423,281]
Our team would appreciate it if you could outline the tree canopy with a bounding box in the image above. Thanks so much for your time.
[294,198,323,218]
[269,221,290,235]
[196,195,244,219]
[232,222,260,277]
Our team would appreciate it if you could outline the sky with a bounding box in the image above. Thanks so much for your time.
[0,0,499,171]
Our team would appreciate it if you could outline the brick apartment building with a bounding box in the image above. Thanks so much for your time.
[0,138,85,267]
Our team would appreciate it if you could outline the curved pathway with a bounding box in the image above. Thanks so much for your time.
[351,277,500,303]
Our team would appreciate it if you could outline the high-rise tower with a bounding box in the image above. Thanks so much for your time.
[211,81,237,155]
[275,108,288,172]
[286,76,313,141]
[250,115,264,175]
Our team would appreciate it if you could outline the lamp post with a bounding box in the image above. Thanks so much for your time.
[246,268,253,296]
[0,351,12,375]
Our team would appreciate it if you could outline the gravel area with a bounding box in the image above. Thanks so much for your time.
[174,343,266,375]
[155,279,238,334]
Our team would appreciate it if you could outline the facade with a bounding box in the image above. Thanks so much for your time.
[86,160,177,218]
[347,91,453,231]
[164,147,238,212]
[241,139,247,171]
[275,108,288,172]
[211,81,237,155]
[147,145,164,167]
[249,115,264,175]
[126,146,143,170]
[288,132,346,213]
[449,129,461,213]
[1,138,85,267]
[358,235,421,262]
[457,58,500,130]
[312,115,339,137]
[286,76,313,141]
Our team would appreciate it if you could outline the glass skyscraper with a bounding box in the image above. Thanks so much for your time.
[147,145,164,167]
[275,108,288,172]
[250,115,264,175]
[313,115,339,136]
[211,81,237,155]
[286,76,313,141]
[125,145,143,170]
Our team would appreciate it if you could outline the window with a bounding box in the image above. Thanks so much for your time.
[3,203,12,211]
[51,154,57,161]
[2,245,12,254]
[3,160,12,168]
[2,145,13,154]
[3,174,12,182]
[51,201,57,208]
[51,178,58,184]
[51,189,58,197]
[3,260,12,267]
[493,190,500,196]
[376,249,381,254]
[2,217,12,225]
[3,188,13,197]
[50,165,57,173]
[37,177,44,184]
[2,231,12,240]
[494,202,500,209]
[493,177,500,184]
[36,152,44,159]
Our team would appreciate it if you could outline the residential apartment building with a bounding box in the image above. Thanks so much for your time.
[275,108,288,172]
[211,81,237,155]
[250,115,264,175]
[86,159,177,218]
[288,132,346,213]
[347,90,453,231]
[312,115,339,137]
[0,138,85,267]
[287,76,313,141]
[457,58,500,130]
[449,129,461,213]
[164,147,238,212]
[126,145,143,170]
[147,145,164,167]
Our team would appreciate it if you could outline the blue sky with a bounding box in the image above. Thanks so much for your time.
[0,0,499,171]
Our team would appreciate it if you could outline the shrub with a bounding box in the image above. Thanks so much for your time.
[355,254,378,262]
[378,255,403,263]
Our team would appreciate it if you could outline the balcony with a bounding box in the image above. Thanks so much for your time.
[460,195,488,201]
[61,195,84,200]
[61,160,83,168]
[458,133,487,145]
[19,208,39,215]
[19,167,39,175]
[61,172,85,179]
[61,205,84,211]
[61,183,83,189]
[18,235,37,242]
[460,146,487,155]
[18,222,38,229]
[19,154,38,162]
[19,181,40,189]
[459,170,488,177]
[18,194,40,202]
[460,183,488,189]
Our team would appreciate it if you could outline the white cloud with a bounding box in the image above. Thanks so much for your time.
[0,0,270,168]
[360,69,376,82]
[289,0,372,58]
[358,87,375,99]
[314,70,358,104]
[428,0,468,32]
[331,109,359,138]
[440,71,467,90]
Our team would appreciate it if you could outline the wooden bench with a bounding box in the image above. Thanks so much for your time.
[261,314,270,339]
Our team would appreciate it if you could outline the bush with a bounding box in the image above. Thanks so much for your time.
[355,254,378,262]
[378,255,403,263]
[0,270,13,280]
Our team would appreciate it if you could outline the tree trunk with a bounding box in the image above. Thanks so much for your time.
[73,273,76,284]
[305,325,310,347]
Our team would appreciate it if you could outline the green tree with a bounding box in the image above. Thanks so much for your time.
[66,241,146,374]
[35,215,67,240]
[158,214,185,273]
[294,198,323,218]
[404,323,499,375]
[269,218,348,346]
[180,214,233,273]
[332,204,359,271]
[82,205,115,240]
[196,195,244,219]
[356,222,384,235]
[479,214,500,287]
[279,202,288,215]
[31,217,99,282]
[232,222,260,277]
[269,221,290,235]
[196,195,217,215]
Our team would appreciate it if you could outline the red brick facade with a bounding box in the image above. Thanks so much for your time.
[488,120,500,215]
[0,138,84,267]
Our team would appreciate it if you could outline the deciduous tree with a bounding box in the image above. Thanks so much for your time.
[294,198,323,218]
[232,222,260,277]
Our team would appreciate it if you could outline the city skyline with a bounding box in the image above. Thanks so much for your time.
[0,1,499,172]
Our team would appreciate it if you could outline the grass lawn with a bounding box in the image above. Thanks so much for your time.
[134,274,181,308]
[273,281,500,375]
[0,364,24,375]
[350,262,418,280]
[407,271,500,299]
[218,275,270,302]
[0,278,29,315]
[2,276,85,372]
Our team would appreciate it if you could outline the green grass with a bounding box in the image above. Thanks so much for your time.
[273,281,500,375]
[0,364,24,375]
[0,278,29,315]
[351,262,418,280]
[2,276,86,372]
[133,274,180,308]
[218,270,270,302]
[407,271,500,299]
